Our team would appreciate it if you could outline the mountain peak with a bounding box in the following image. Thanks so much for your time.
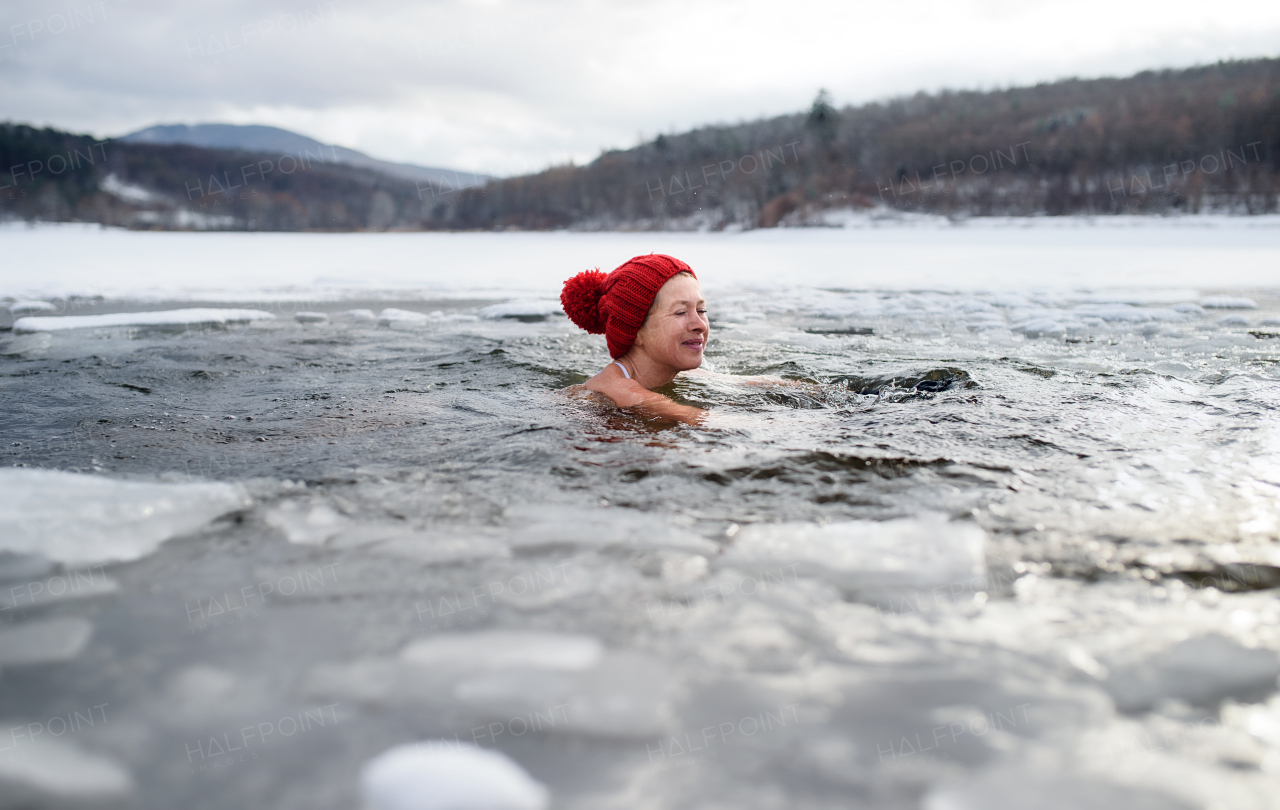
[119,123,488,187]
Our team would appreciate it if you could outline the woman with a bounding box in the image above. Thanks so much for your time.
[562,254,710,425]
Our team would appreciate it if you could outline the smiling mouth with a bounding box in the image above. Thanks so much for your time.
[683,340,704,350]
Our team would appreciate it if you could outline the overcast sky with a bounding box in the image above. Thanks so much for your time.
[3,0,1278,175]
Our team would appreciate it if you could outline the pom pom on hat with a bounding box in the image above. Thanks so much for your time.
[560,269,608,334]
[561,254,695,358]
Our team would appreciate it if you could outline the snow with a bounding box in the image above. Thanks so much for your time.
[0,469,251,565]
[1,219,1278,302]
[12,308,274,332]
[360,743,549,810]
[100,173,159,204]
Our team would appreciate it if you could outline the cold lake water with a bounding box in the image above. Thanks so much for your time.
[1,217,1279,809]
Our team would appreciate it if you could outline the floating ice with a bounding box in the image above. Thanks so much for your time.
[294,311,329,323]
[1012,319,1066,339]
[0,552,54,582]
[401,631,604,673]
[1072,303,1155,323]
[924,767,1193,810]
[502,504,715,554]
[477,300,563,321]
[723,515,985,600]
[7,300,56,316]
[262,499,348,545]
[305,631,672,736]
[1200,295,1257,309]
[370,531,511,564]
[12,308,274,332]
[360,743,548,810]
[341,309,377,321]
[0,740,134,806]
[0,469,250,565]
[0,617,92,666]
[1217,314,1250,326]
[1171,302,1205,314]
[1102,633,1280,712]
[378,308,431,326]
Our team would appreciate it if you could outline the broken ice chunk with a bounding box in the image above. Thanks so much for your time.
[0,469,250,565]
[401,631,603,673]
[360,743,548,810]
[0,618,93,666]
[1103,633,1280,712]
[261,499,348,545]
[724,514,985,601]
[0,740,133,805]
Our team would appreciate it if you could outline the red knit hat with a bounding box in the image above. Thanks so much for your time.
[561,254,696,359]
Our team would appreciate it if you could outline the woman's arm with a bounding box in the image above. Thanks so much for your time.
[591,375,706,425]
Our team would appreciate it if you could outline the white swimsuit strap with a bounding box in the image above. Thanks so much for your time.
[613,361,630,379]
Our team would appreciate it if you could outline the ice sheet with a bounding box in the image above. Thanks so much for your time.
[0,469,250,564]
[12,307,274,332]
[360,743,549,810]
[2,218,1279,302]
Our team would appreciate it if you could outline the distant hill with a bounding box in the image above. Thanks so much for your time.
[432,58,1280,229]
[120,123,488,191]
[1,122,443,231]
[3,59,1277,231]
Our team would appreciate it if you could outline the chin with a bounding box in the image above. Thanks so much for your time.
[673,350,704,370]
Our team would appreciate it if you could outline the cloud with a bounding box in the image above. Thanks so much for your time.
[2,0,1278,174]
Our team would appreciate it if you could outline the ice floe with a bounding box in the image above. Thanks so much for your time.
[0,740,134,807]
[0,469,250,565]
[401,631,603,673]
[477,300,563,321]
[723,515,985,601]
[502,504,716,554]
[360,743,548,810]
[12,308,273,332]
[7,300,57,316]
[1102,634,1280,712]
[378,308,432,325]
[0,617,92,666]
[305,631,671,738]
[1200,295,1258,309]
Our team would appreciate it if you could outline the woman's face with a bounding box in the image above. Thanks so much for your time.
[633,273,709,371]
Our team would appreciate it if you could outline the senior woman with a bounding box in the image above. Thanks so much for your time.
[561,254,710,424]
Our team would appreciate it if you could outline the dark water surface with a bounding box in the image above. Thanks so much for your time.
[2,287,1279,809]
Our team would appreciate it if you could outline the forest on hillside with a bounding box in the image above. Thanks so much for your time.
[3,58,1278,231]
[433,58,1280,229]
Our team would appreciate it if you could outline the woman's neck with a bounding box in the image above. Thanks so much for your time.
[617,348,678,390]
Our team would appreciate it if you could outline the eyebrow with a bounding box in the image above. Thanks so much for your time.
[667,298,706,308]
